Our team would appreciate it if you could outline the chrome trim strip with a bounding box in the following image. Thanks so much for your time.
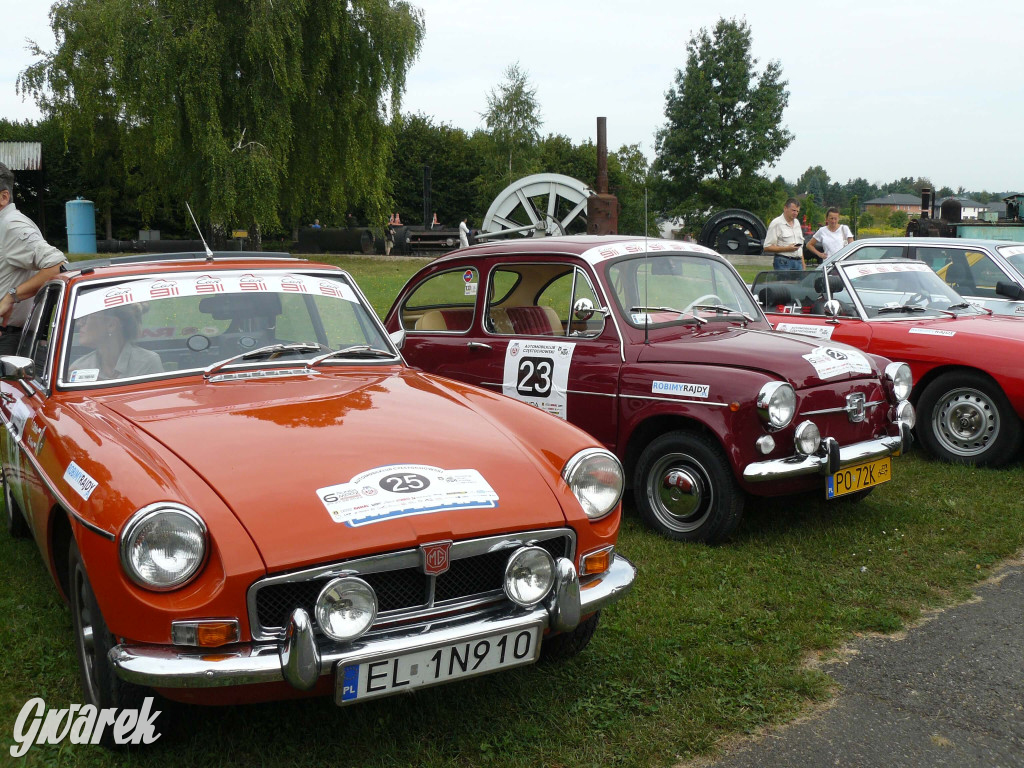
[800,400,886,416]
[742,434,903,483]
[564,389,617,399]
[247,527,576,641]
[208,368,315,383]
[110,554,636,691]
[621,394,730,408]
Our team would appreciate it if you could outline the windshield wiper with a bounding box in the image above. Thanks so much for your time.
[876,305,927,315]
[306,345,397,368]
[689,304,754,323]
[204,343,321,378]
[630,305,706,325]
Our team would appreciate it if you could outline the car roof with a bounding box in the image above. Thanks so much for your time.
[426,235,722,267]
[61,251,336,281]
[840,237,1022,249]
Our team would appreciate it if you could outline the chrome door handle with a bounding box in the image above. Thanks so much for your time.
[0,392,13,404]
[467,342,493,350]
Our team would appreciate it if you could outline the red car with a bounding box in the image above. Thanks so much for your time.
[1,252,635,719]
[385,236,914,544]
[752,259,1024,466]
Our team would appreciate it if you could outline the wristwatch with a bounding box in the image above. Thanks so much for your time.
[7,288,18,304]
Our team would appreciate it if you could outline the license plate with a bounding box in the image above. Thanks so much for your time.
[827,457,892,499]
[335,623,542,705]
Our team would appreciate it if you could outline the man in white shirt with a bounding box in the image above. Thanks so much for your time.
[458,217,470,249]
[763,198,805,271]
[0,163,67,354]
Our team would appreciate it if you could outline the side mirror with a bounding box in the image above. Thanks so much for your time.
[388,329,406,351]
[0,355,35,381]
[996,281,1024,300]
[823,300,842,319]
[573,298,596,321]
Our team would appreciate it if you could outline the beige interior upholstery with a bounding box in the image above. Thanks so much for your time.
[414,310,449,331]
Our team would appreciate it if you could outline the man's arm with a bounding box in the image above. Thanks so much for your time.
[0,264,62,321]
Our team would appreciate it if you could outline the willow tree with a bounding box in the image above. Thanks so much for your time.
[20,0,424,238]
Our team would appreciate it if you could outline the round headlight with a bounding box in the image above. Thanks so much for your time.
[885,362,913,402]
[896,400,916,430]
[504,546,556,607]
[315,577,377,642]
[757,382,796,429]
[793,420,821,456]
[562,449,624,520]
[120,504,207,590]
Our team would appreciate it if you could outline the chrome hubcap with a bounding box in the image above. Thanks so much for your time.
[933,387,999,457]
[646,453,711,533]
[73,566,99,700]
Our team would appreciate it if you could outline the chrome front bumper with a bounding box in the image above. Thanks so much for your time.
[109,554,636,691]
[741,422,911,484]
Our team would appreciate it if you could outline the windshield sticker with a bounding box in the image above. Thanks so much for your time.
[64,461,98,501]
[803,346,872,379]
[462,269,478,296]
[581,240,717,261]
[909,328,956,337]
[652,381,710,398]
[844,262,930,278]
[502,340,576,419]
[73,273,358,318]
[68,369,100,383]
[776,322,834,340]
[317,465,499,527]
[999,245,1024,258]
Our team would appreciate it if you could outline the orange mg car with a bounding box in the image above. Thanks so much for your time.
[1,252,634,719]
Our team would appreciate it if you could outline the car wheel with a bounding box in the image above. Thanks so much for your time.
[3,468,30,539]
[68,539,153,744]
[634,432,744,543]
[540,612,599,661]
[917,372,1022,466]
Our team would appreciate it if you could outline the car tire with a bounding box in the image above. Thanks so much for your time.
[3,468,30,539]
[634,431,744,544]
[917,371,1022,466]
[540,612,599,661]
[68,539,157,746]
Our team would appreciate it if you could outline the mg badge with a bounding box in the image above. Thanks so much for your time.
[421,541,452,576]
[846,392,866,423]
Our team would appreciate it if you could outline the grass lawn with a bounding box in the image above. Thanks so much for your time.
[6,253,1021,766]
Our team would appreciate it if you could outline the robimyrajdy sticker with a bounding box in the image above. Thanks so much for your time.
[652,380,710,398]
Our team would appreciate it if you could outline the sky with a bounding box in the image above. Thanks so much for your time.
[2,0,1023,193]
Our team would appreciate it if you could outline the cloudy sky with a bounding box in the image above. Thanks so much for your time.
[3,0,1022,193]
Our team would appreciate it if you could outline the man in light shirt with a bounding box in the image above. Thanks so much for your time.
[763,198,805,271]
[0,163,67,354]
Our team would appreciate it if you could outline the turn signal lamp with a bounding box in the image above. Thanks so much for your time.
[171,619,240,647]
[581,546,614,576]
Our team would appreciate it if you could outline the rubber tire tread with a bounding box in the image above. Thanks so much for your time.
[540,612,600,662]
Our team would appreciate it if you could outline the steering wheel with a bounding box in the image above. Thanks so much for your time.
[683,294,725,313]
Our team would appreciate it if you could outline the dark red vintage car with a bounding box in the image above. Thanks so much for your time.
[752,258,1024,466]
[385,236,914,543]
[1,252,635,720]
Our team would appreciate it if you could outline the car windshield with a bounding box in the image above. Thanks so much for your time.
[997,244,1024,279]
[61,270,395,385]
[606,253,760,327]
[838,261,985,318]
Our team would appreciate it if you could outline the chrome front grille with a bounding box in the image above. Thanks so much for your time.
[247,528,574,641]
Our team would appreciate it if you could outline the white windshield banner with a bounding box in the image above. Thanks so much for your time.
[844,262,930,278]
[73,273,358,318]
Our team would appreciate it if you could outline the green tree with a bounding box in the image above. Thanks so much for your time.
[858,210,874,229]
[848,195,859,237]
[20,0,424,241]
[887,209,909,229]
[653,17,792,221]
[795,165,830,197]
[479,62,543,197]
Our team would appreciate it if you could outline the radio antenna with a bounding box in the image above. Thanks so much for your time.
[186,202,214,259]
[643,186,650,346]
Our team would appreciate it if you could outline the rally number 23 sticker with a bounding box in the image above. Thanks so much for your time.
[503,340,575,419]
[516,357,553,397]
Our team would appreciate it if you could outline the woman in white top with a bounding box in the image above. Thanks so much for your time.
[807,207,854,261]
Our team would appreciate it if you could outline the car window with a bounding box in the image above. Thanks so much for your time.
[997,245,1024,278]
[537,268,604,337]
[401,268,478,333]
[17,284,62,388]
[919,247,1004,299]
[751,270,857,317]
[486,265,567,337]
[844,245,908,262]
[840,261,974,318]
[61,271,390,385]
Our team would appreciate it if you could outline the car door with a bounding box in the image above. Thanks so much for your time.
[0,284,63,537]
[913,245,1024,316]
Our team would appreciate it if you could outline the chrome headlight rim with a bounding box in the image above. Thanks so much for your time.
[757,381,796,429]
[119,503,208,592]
[561,448,624,521]
[503,545,557,607]
[315,576,378,642]
[793,420,821,456]
[884,362,913,402]
[896,400,916,430]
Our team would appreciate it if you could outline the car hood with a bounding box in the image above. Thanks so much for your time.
[94,369,569,572]
[637,326,880,388]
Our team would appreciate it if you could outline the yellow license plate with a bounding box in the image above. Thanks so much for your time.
[827,457,891,499]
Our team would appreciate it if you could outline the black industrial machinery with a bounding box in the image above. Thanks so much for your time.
[906,188,1024,242]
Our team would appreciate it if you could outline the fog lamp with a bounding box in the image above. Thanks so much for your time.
[504,546,556,607]
[315,577,377,642]
[794,421,821,456]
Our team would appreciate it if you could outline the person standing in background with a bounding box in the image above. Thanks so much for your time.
[763,198,805,270]
[0,162,67,354]
[459,217,470,249]
[807,207,855,261]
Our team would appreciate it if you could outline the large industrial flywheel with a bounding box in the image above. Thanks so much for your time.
[480,173,592,240]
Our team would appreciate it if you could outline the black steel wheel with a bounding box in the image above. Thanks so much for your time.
[634,432,744,543]
[917,371,1021,466]
[3,467,30,538]
[540,612,600,661]
[699,209,768,256]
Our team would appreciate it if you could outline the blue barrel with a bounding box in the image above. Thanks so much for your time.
[66,197,97,254]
